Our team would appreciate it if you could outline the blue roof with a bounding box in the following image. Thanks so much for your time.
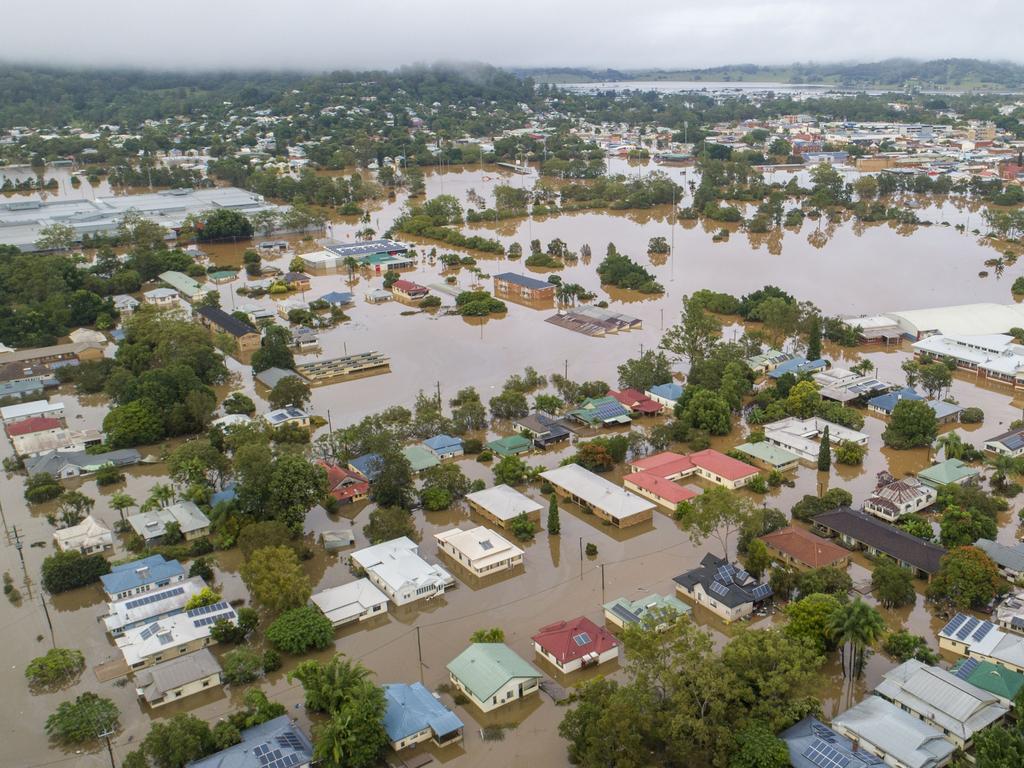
[780,716,885,768]
[423,434,463,451]
[210,483,237,506]
[767,357,828,378]
[867,387,922,414]
[101,555,184,595]
[494,272,552,291]
[383,682,464,742]
[319,291,353,305]
[647,382,683,402]
[187,716,312,768]
[349,453,383,481]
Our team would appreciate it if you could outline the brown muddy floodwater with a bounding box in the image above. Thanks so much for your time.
[1,161,1023,767]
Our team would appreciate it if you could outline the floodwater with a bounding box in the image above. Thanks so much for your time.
[1,161,1023,767]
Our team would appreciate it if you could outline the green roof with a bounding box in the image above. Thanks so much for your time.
[918,458,979,487]
[951,659,1024,700]
[447,643,540,701]
[401,444,440,472]
[158,270,204,299]
[603,593,692,624]
[735,441,800,468]
[488,435,532,457]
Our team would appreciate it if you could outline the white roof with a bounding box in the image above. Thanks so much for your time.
[540,464,655,522]
[351,537,419,571]
[116,602,236,667]
[465,484,543,521]
[103,576,207,634]
[0,399,63,421]
[211,414,251,428]
[68,327,106,344]
[128,501,210,541]
[143,287,179,299]
[371,552,453,595]
[832,697,955,768]
[888,302,1024,337]
[310,578,388,625]
[764,416,868,461]
[53,515,111,550]
[912,334,1024,378]
[434,526,524,568]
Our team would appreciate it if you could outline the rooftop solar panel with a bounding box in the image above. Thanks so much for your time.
[610,603,642,624]
[956,617,980,641]
[709,580,730,597]
[941,613,968,637]
[954,658,980,680]
[803,738,851,768]
[573,632,592,646]
[187,600,229,618]
[276,733,303,750]
[752,583,773,601]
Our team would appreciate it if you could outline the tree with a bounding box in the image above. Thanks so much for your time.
[617,350,674,391]
[264,452,329,532]
[827,598,885,678]
[222,647,264,684]
[743,538,772,579]
[367,449,415,509]
[572,441,616,472]
[133,713,215,768]
[41,550,111,593]
[509,512,537,541]
[897,514,935,541]
[268,376,311,410]
[266,606,335,654]
[489,389,529,419]
[872,559,916,608]
[237,520,295,560]
[940,504,997,548]
[972,721,1024,767]
[290,654,373,713]
[883,631,939,665]
[103,398,165,447]
[883,399,938,449]
[470,627,505,642]
[790,488,852,522]
[675,487,756,559]
[661,294,721,363]
[24,472,63,503]
[45,692,119,744]
[902,359,921,388]
[35,223,77,252]
[199,208,254,241]
[797,566,853,599]
[55,490,94,527]
[679,388,732,435]
[210,607,258,644]
[363,506,416,544]
[817,426,831,472]
[313,685,388,768]
[919,362,952,400]
[834,440,866,465]
[252,325,294,372]
[25,648,85,688]
[493,454,530,485]
[785,593,842,653]
[547,495,561,535]
[927,546,1005,610]
[240,546,311,613]
[223,392,256,415]
[729,723,790,768]
[185,587,222,610]
[806,315,822,362]
[786,381,821,419]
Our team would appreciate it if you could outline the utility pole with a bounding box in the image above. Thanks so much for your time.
[600,563,606,603]
[39,584,56,649]
[11,525,27,575]
[436,381,442,408]
[98,727,116,768]
[326,409,333,434]
[416,626,424,684]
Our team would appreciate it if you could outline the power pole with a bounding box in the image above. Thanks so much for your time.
[98,728,116,768]
[416,626,424,684]
[600,563,605,603]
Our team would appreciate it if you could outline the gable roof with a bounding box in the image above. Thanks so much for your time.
[494,272,552,291]
[780,717,886,768]
[187,716,312,768]
[831,696,955,768]
[647,382,683,402]
[974,538,1024,572]
[101,555,184,595]
[446,643,541,701]
[423,434,463,452]
[813,507,946,574]
[5,416,62,436]
[383,682,464,742]
[465,484,543,521]
[673,552,772,607]
[532,616,620,664]
[541,464,655,522]
[624,471,697,505]
[760,526,849,568]
[195,306,257,337]
[951,658,1024,701]
[136,648,222,703]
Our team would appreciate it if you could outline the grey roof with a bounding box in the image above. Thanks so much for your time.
[128,501,210,540]
[187,716,312,768]
[136,648,222,703]
[831,697,955,768]
[196,306,258,338]
[494,272,552,290]
[24,447,140,476]
[254,366,301,389]
[813,507,946,574]
[985,426,1024,451]
[673,552,772,608]
[974,538,1024,573]
[324,238,408,258]
[780,717,886,768]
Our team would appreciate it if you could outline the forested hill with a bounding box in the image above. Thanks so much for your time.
[520,58,1024,90]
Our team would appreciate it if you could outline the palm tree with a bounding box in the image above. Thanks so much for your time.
[343,256,360,282]
[109,492,136,522]
[936,432,967,461]
[985,453,1021,491]
[145,483,174,511]
[828,599,886,679]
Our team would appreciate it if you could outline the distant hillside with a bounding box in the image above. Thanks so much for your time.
[520,58,1024,90]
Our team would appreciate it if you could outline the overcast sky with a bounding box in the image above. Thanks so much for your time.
[4,0,1019,71]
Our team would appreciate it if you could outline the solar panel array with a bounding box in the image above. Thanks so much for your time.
[139,622,162,640]
[479,540,494,551]
[973,621,994,642]
[592,402,628,421]
[751,584,773,601]
[276,733,304,750]
[253,742,303,768]
[953,658,980,681]
[611,603,642,625]
[941,613,968,637]
[734,569,750,584]
[124,586,185,610]
[717,564,736,583]
[803,738,851,768]
[1003,432,1024,452]
[709,580,730,597]
[187,601,230,618]
[573,632,592,646]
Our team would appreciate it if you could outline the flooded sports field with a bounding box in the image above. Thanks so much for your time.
[1,161,1023,767]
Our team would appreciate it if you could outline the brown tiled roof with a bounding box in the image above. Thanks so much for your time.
[760,526,849,568]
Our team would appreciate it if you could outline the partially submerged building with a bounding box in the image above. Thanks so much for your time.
[673,553,773,622]
[541,464,655,528]
[310,578,389,627]
[446,643,542,713]
[135,648,223,708]
[434,526,525,577]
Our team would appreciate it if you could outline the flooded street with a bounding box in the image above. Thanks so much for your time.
[2,161,1023,767]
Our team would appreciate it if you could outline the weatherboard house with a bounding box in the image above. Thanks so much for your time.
[446,643,542,713]
[532,616,620,673]
[673,553,772,623]
[187,716,313,768]
[101,555,185,600]
[382,682,464,751]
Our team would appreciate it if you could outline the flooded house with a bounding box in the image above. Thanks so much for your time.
[645,382,684,408]
[128,501,211,544]
[863,475,937,522]
[350,537,454,606]
[0,398,64,424]
[310,578,389,627]
[911,333,1024,389]
[24,447,141,479]
[733,441,800,473]
[514,411,571,448]
[567,395,632,427]
[465,484,543,529]
[142,287,181,308]
[608,387,664,416]
[382,682,464,751]
[531,616,620,673]
[135,648,223,708]
[52,515,113,555]
[390,279,430,301]
[541,464,655,528]
[763,417,869,465]
[973,540,1024,581]
[318,460,370,504]
[195,306,261,353]
[446,643,542,713]
[493,272,556,302]
[779,717,889,768]
[602,593,692,629]
[116,601,238,670]
[672,553,773,623]
[187,716,313,768]
[758,526,850,571]
[983,426,1024,457]
[263,406,311,429]
[434,526,524,577]
[102,576,208,636]
[940,614,1024,674]
[100,554,186,600]
[487,434,533,457]
[402,443,440,473]
[917,458,979,489]
[830,697,955,768]
[629,449,760,490]
[950,659,1024,707]
[158,270,205,303]
[422,434,464,460]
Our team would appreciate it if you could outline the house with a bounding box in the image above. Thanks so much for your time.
[318,461,370,504]
[487,434,533,457]
[292,327,319,349]
[365,288,393,304]
[623,470,697,511]
[116,601,237,669]
[629,449,760,490]
[813,367,890,403]
[733,441,801,473]
[422,434,464,459]
[515,411,572,447]
[12,426,103,457]
[994,589,1024,634]
[532,616,620,673]
[864,476,938,522]
[159,270,205,302]
[867,387,922,415]
[493,272,556,301]
[349,453,383,481]
[0,361,59,391]
[830,697,955,768]
[465,484,543,529]
[187,716,313,768]
[646,382,684,407]
[939,614,1024,674]
[143,287,180,307]
[195,306,261,352]
[310,578,389,627]
[5,416,63,439]
[813,507,946,579]
[0,399,64,424]
[24,447,141,478]
[767,356,828,379]
[568,395,632,426]
[391,279,429,301]
[282,271,312,291]
[780,717,895,768]
[53,515,113,555]
[602,593,691,629]
[263,406,310,429]
[745,348,793,374]
[608,388,663,415]
[102,576,208,636]
[382,682,464,751]
[68,327,107,344]
[317,291,353,307]
[402,444,440,473]
[541,464,655,528]
[447,643,542,713]
[0,340,104,367]
[128,501,211,544]
[100,555,186,600]
[350,537,454,606]
[673,553,773,623]
[763,417,869,464]
[984,426,1024,457]
[135,648,223,708]
[928,400,963,424]
[210,414,250,431]
[874,659,1008,750]
[254,366,302,390]
[951,658,1024,706]
[917,458,979,489]
[974,539,1024,580]
[434,526,525,577]
[759,526,850,571]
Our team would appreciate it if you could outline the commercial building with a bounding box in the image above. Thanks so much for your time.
[465,484,543,529]
[100,555,186,600]
[759,526,850,571]
[493,272,556,302]
[382,682,464,751]
[293,351,390,381]
[350,537,454,606]
[188,716,313,768]
[310,579,389,627]
[812,507,946,579]
[912,333,1024,388]
[830,697,955,768]
[532,616,620,673]
[116,601,237,669]
[886,302,1024,339]
[135,648,223,708]
[673,553,773,623]
[53,515,113,555]
[434,526,525,577]
[541,464,655,528]
[447,643,542,713]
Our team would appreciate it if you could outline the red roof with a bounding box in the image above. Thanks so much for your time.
[317,461,370,502]
[687,449,759,482]
[6,416,62,437]
[532,616,619,663]
[624,472,697,505]
[630,451,695,478]
[608,388,664,414]
[759,526,849,568]
[392,279,427,292]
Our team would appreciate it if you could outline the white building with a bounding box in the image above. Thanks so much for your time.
[0,399,64,424]
[541,464,655,528]
[116,601,237,670]
[53,515,113,555]
[912,333,1024,388]
[763,416,868,464]
[143,287,181,307]
[350,537,454,606]
[102,576,208,636]
[464,484,543,529]
[863,477,937,522]
[434,526,524,577]
[310,578,389,627]
[831,696,955,768]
